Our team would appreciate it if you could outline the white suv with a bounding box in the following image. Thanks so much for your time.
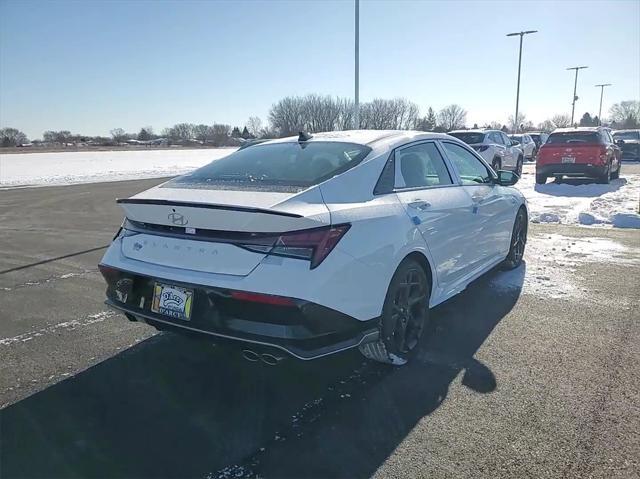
[449,129,524,176]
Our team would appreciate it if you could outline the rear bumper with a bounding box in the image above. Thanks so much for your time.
[536,163,607,178]
[101,266,379,360]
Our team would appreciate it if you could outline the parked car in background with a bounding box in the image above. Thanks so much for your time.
[509,134,536,160]
[448,129,524,176]
[536,127,622,184]
[99,130,527,366]
[528,132,549,153]
[613,129,640,161]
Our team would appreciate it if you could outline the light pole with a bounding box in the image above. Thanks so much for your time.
[595,83,612,125]
[567,66,588,125]
[506,30,537,133]
[354,0,360,129]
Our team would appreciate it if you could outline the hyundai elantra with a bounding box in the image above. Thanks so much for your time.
[99,130,527,365]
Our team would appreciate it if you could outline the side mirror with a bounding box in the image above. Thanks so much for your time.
[496,170,519,186]
[511,140,520,146]
[615,139,625,146]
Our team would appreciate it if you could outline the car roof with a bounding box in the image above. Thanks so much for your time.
[613,129,640,133]
[552,127,602,133]
[258,130,452,147]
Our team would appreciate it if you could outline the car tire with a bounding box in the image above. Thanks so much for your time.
[492,158,501,172]
[535,174,547,184]
[516,156,523,177]
[611,162,620,180]
[596,163,611,184]
[359,258,431,366]
[501,207,527,270]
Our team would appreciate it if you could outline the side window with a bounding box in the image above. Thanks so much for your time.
[605,131,614,143]
[600,131,610,144]
[395,142,452,189]
[489,132,502,145]
[441,142,493,185]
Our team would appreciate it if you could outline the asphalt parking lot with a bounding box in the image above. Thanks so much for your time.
[1,176,639,478]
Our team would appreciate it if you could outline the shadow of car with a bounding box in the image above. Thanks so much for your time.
[0,264,524,479]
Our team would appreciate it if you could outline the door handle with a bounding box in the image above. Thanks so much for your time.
[471,195,484,203]
[408,200,431,211]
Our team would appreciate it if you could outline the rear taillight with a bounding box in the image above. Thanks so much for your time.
[598,146,607,161]
[98,264,119,284]
[239,224,350,269]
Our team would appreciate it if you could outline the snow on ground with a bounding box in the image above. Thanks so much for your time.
[516,164,640,229]
[491,232,640,300]
[0,148,235,188]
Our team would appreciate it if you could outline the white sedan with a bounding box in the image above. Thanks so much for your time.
[99,130,528,366]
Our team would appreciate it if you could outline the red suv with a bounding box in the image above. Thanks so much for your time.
[536,127,622,184]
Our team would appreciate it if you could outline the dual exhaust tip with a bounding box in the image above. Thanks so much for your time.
[242,349,285,366]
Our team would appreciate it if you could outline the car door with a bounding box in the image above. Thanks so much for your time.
[500,132,517,168]
[439,140,514,267]
[604,130,622,168]
[392,141,479,292]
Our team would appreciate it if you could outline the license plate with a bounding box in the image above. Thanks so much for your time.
[562,156,575,163]
[151,282,193,321]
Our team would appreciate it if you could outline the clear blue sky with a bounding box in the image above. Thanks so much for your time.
[1,0,638,139]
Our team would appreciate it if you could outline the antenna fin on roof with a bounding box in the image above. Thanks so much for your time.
[298,131,313,142]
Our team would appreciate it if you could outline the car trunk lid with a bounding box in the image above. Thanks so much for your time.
[118,185,331,276]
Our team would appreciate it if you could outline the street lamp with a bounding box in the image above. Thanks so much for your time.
[506,30,537,133]
[354,0,360,129]
[567,66,588,125]
[595,83,612,125]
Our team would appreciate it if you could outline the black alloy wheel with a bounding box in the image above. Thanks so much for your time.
[502,208,527,270]
[360,259,430,365]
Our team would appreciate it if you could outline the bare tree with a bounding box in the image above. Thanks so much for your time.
[246,117,263,138]
[360,98,419,130]
[43,130,72,144]
[137,127,154,141]
[193,124,213,144]
[268,96,306,136]
[437,104,467,131]
[336,98,354,131]
[211,124,231,146]
[609,100,640,128]
[110,128,127,143]
[166,123,195,143]
[537,120,556,132]
[0,127,28,147]
[550,114,571,128]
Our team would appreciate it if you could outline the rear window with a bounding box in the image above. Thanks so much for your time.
[449,132,485,144]
[613,131,640,140]
[546,132,601,145]
[165,141,372,191]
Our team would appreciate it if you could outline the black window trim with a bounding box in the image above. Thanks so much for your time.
[372,139,461,196]
[438,139,497,186]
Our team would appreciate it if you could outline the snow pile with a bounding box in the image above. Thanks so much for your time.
[0,148,235,187]
[517,164,640,229]
[491,233,639,299]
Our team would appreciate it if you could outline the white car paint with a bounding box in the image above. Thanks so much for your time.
[449,129,524,172]
[101,130,527,323]
[510,134,536,160]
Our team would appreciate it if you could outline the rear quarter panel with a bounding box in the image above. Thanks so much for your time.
[319,152,439,310]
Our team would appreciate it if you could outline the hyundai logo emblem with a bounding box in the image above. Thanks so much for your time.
[168,212,188,226]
